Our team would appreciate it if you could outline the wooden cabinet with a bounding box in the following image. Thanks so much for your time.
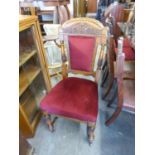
[87,0,97,13]
[123,8,133,22]
[19,132,35,155]
[19,15,51,138]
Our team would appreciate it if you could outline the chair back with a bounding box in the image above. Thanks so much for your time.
[58,5,70,24]
[104,2,124,39]
[60,17,108,79]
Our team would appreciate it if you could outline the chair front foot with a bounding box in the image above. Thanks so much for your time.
[50,116,58,132]
[87,122,96,145]
[43,112,58,132]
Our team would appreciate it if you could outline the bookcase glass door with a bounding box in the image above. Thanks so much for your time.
[19,25,47,124]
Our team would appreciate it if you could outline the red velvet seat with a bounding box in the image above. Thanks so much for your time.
[40,77,98,122]
[114,39,135,61]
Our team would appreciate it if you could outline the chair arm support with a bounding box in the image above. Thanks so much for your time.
[95,44,106,83]
[60,40,68,79]
[42,35,59,43]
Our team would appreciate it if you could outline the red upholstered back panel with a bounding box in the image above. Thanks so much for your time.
[68,36,96,72]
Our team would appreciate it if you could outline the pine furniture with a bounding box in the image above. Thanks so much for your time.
[19,15,51,138]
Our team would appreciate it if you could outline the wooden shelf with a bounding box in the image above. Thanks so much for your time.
[20,89,32,106]
[22,97,38,123]
[31,111,41,130]
[19,66,41,97]
[19,50,37,67]
[19,70,29,97]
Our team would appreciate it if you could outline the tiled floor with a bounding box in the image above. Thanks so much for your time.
[28,85,135,155]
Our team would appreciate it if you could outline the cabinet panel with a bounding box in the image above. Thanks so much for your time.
[19,15,51,138]
[30,73,47,106]
[87,0,97,13]
[20,89,38,124]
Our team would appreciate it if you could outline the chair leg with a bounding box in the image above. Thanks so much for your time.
[102,75,114,99]
[105,81,123,125]
[43,112,58,132]
[101,66,109,87]
[102,59,107,71]
[105,107,122,126]
[107,84,117,107]
[87,122,96,145]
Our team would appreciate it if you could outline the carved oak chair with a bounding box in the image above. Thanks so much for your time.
[40,18,108,144]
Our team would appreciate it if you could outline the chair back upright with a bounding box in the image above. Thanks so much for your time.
[104,2,124,39]
[58,5,70,24]
[60,17,109,81]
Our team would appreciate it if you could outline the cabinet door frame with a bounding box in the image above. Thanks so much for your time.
[20,16,51,92]
[19,16,51,138]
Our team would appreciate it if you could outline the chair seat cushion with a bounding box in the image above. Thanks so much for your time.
[40,77,98,122]
[115,38,131,48]
[122,47,135,61]
[114,39,135,61]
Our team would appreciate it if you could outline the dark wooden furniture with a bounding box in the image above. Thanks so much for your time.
[114,22,135,80]
[19,132,35,155]
[105,42,135,125]
[101,36,134,125]
[103,2,125,39]
[19,15,51,138]
[87,0,97,13]
[101,2,135,100]
[102,35,134,94]
[39,18,108,144]
[117,22,135,49]
[102,2,134,38]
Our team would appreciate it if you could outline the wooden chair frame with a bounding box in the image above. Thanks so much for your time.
[42,17,109,144]
[102,35,135,99]
[105,49,125,125]
[102,36,134,125]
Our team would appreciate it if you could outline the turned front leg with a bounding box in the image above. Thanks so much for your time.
[87,122,96,145]
[43,112,58,132]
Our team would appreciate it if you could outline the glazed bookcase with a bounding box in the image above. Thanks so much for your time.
[19,15,51,138]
